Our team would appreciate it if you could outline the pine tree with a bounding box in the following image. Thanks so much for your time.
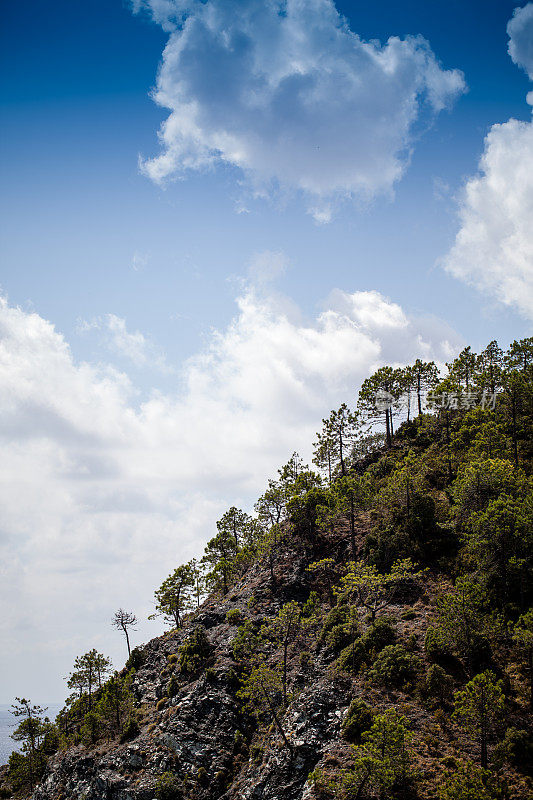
[409,359,440,415]
[447,347,478,391]
[217,506,253,551]
[10,699,50,791]
[238,665,293,754]
[151,564,196,627]
[336,559,421,623]
[358,366,403,447]
[95,673,135,738]
[506,337,533,373]
[453,671,504,769]
[465,495,528,605]
[313,404,360,479]
[261,601,307,705]
[67,650,112,711]
[476,340,504,396]
[432,577,488,674]
[513,609,533,709]
[202,527,237,595]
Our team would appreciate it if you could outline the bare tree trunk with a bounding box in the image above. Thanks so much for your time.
[384,411,391,448]
[259,682,293,755]
[339,431,346,476]
[529,647,533,710]
[350,494,356,559]
[268,550,276,587]
[444,411,453,484]
[511,392,519,468]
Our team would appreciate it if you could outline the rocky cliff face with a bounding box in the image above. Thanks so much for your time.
[27,526,446,800]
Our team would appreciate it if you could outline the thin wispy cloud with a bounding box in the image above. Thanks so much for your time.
[77,313,172,372]
[131,251,150,272]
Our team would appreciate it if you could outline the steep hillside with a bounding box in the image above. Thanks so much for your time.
[2,340,532,800]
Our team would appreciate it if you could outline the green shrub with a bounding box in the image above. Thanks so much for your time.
[364,525,414,571]
[197,766,208,786]
[250,743,263,764]
[423,664,454,704]
[156,697,168,711]
[320,605,350,640]
[336,618,395,675]
[231,619,259,662]
[120,715,140,742]
[80,710,101,745]
[125,646,146,671]
[326,623,353,652]
[226,667,241,689]
[299,651,311,670]
[424,626,450,662]
[307,767,327,793]
[496,727,533,772]
[438,759,505,799]
[360,617,396,655]
[337,639,366,674]
[302,591,320,618]
[205,667,217,683]
[155,771,183,800]
[369,645,420,687]
[178,626,211,675]
[167,653,178,665]
[214,770,227,787]
[167,674,179,697]
[233,729,247,754]
[226,609,243,625]
[401,610,417,620]
[341,698,373,743]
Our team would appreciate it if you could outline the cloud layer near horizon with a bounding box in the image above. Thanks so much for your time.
[132,0,464,220]
[442,3,533,319]
[0,276,460,699]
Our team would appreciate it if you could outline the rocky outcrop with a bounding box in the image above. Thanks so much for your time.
[27,529,446,800]
[29,536,365,800]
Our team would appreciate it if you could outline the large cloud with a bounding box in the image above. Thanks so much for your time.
[442,4,533,319]
[0,277,460,699]
[442,118,533,318]
[508,2,533,80]
[132,0,464,219]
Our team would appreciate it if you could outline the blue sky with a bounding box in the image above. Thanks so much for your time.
[1,0,531,387]
[0,0,532,702]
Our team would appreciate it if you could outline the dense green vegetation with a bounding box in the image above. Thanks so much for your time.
[3,337,532,799]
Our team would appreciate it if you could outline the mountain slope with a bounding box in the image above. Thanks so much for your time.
[2,340,533,800]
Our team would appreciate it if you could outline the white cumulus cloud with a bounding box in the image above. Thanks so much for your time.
[0,279,460,699]
[442,5,533,319]
[132,0,465,219]
[508,2,533,80]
